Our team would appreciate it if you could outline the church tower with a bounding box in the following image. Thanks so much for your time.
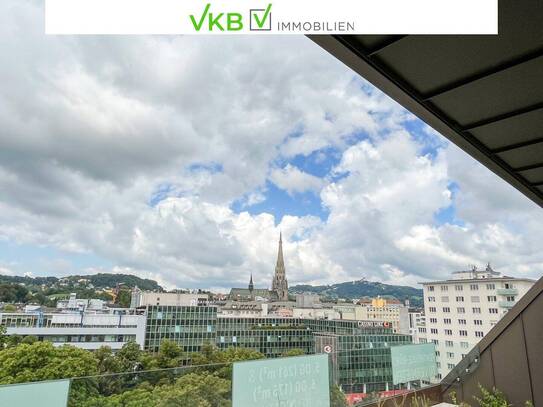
[248,273,254,299]
[271,233,289,301]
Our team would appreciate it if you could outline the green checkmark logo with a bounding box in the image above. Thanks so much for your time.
[252,4,272,29]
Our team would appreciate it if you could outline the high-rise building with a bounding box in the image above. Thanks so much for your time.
[419,264,535,380]
[271,233,289,301]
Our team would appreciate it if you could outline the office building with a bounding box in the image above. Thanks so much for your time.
[0,309,146,350]
[144,305,422,393]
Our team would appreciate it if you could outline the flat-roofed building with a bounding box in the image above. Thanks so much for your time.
[420,264,535,380]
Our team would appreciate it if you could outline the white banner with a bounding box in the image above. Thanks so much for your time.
[45,0,498,35]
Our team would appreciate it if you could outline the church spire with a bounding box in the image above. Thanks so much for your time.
[275,232,285,274]
[272,232,288,301]
[248,273,254,291]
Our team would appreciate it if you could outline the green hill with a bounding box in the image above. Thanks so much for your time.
[290,279,423,307]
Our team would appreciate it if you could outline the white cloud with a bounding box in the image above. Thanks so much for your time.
[269,164,325,195]
[0,0,541,290]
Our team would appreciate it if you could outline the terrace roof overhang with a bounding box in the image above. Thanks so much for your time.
[309,0,543,208]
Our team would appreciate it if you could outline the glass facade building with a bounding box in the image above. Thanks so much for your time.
[144,305,416,392]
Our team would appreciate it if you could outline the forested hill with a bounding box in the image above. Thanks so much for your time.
[0,273,162,291]
[290,279,423,307]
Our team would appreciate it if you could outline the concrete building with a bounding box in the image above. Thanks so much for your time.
[56,293,106,312]
[0,310,146,350]
[130,289,209,307]
[420,264,535,380]
[334,298,410,334]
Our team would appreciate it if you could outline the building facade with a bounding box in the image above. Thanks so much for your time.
[420,265,535,379]
[0,310,146,350]
[143,305,418,392]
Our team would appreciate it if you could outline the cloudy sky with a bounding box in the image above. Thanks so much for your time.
[0,0,542,291]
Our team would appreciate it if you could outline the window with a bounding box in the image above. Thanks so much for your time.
[436,362,441,368]
[431,328,438,334]
[455,285,463,291]
[428,296,435,302]
[429,307,436,313]
[447,352,455,358]
[470,284,479,291]
[487,296,496,302]
[443,307,451,313]
[418,327,426,333]
[489,308,498,314]
[458,319,466,325]
[448,364,455,370]
[471,296,480,302]
[460,342,469,349]
[429,317,437,323]
[444,318,451,324]
[435,351,440,356]
[441,296,449,302]
[457,307,465,314]
[445,329,453,335]
[486,283,495,290]
[456,296,464,302]
[475,331,484,338]
[441,286,448,292]
[472,307,481,314]
[459,330,468,337]
[437,374,442,380]
[428,286,435,292]
[474,320,483,325]
[506,296,516,302]
[445,340,453,347]
[432,339,439,345]
[419,338,427,343]
[504,283,514,289]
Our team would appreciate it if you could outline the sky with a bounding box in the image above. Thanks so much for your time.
[0,0,542,291]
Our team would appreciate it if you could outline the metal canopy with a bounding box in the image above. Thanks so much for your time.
[309,0,543,208]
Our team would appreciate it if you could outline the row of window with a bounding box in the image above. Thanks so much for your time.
[428,306,499,314]
[427,283,512,292]
[427,295,499,303]
[428,329,485,337]
[428,318,485,325]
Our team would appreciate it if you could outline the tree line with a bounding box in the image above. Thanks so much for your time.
[0,328,348,407]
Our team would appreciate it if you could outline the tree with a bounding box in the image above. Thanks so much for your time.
[282,348,306,357]
[115,290,131,308]
[3,304,17,312]
[0,342,98,384]
[330,384,349,407]
[21,335,37,345]
[0,326,6,349]
[116,341,144,372]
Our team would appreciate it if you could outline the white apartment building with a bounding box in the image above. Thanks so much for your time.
[420,265,535,380]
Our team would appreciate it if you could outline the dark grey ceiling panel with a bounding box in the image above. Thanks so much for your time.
[469,108,543,150]
[372,0,543,95]
[430,57,543,128]
[497,142,543,168]
[520,167,543,183]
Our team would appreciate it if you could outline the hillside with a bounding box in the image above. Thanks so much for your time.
[0,273,162,306]
[290,279,423,307]
[0,273,162,291]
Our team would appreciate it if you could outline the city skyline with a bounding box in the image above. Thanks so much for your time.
[0,0,542,292]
